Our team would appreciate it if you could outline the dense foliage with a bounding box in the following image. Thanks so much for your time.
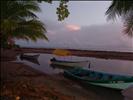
[106,0,133,36]
[1,1,48,48]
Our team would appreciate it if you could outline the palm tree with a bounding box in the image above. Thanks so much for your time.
[106,0,133,37]
[1,1,48,48]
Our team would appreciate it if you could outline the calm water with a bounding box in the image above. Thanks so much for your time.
[17,53,133,76]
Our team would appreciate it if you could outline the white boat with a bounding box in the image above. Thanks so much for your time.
[50,57,90,68]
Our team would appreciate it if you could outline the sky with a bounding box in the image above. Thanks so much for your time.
[37,1,113,26]
[16,1,133,52]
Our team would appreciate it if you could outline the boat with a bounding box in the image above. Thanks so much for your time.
[19,54,40,65]
[50,63,75,70]
[20,54,40,59]
[64,68,133,90]
[50,57,90,68]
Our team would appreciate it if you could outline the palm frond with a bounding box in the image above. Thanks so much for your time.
[1,0,48,45]
[106,0,133,37]
[17,1,41,12]
[123,11,133,37]
[106,0,133,20]
[12,19,48,41]
[1,1,40,20]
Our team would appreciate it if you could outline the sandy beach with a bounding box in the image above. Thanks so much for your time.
[0,49,126,100]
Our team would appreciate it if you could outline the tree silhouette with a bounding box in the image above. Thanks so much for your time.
[106,0,133,37]
[1,1,48,48]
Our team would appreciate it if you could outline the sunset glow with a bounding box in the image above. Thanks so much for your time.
[66,24,81,31]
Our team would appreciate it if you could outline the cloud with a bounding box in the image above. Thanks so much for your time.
[65,24,81,31]
[15,20,133,52]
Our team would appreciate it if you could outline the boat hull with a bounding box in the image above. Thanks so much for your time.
[64,68,133,90]
[51,61,89,67]
[88,82,133,90]
[20,54,40,65]
[50,58,89,68]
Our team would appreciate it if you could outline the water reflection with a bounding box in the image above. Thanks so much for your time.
[17,53,133,76]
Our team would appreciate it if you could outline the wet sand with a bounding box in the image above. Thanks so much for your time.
[1,61,124,100]
[0,49,126,100]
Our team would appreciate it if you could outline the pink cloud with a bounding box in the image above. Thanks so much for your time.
[66,24,81,31]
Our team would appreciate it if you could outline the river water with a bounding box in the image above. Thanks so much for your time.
[17,53,133,76]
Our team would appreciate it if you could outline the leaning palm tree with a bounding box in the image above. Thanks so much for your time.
[106,0,133,37]
[1,1,48,48]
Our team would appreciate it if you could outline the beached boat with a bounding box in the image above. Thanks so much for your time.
[20,54,40,59]
[50,63,75,70]
[50,58,90,68]
[20,54,40,65]
[64,68,133,90]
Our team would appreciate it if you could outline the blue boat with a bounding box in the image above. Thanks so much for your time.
[64,68,133,90]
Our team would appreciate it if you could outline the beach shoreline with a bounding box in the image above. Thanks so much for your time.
[15,47,133,61]
[0,49,126,100]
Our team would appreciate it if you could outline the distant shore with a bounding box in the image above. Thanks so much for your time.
[15,47,133,61]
